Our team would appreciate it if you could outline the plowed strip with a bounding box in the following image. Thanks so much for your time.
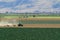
[23,24,60,28]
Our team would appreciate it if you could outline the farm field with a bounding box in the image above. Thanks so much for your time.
[0,13,60,28]
[0,17,60,28]
[0,28,60,40]
[23,24,60,28]
[21,17,60,28]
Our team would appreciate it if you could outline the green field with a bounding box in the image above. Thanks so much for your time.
[0,13,60,24]
[4,15,60,18]
[0,28,60,40]
[1,15,60,24]
[0,13,60,18]
[20,20,60,24]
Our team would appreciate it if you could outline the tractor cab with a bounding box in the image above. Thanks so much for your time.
[18,23,23,27]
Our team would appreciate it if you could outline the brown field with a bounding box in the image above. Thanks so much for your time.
[17,17,60,21]
[1,17,60,21]
[0,17,60,28]
[23,24,60,28]
[22,18,60,28]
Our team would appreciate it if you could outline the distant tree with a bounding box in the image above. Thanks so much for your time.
[6,11,8,13]
[33,15,36,17]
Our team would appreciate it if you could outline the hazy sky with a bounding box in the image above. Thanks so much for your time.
[0,0,60,13]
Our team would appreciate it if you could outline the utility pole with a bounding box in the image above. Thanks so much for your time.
[18,13,23,27]
[0,13,4,21]
[0,13,1,21]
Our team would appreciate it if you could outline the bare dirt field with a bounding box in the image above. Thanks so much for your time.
[2,17,60,21]
[23,24,60,28]
[22,18,60,28]
[1,17,60,28]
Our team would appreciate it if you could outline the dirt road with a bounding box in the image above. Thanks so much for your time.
[22,18,60,28]
[23,24,60,28]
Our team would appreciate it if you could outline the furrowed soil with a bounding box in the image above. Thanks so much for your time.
[22,18,60,28]
[23,24,60,28]
[1,17,60,28]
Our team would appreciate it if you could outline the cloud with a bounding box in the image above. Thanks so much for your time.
[0,0,60,13]
[56,0,60,2]
[18,0,60,13]
[15,4,34,10]
[0,0,16,2]
[14,0,54,13]
[0,8,16,13]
